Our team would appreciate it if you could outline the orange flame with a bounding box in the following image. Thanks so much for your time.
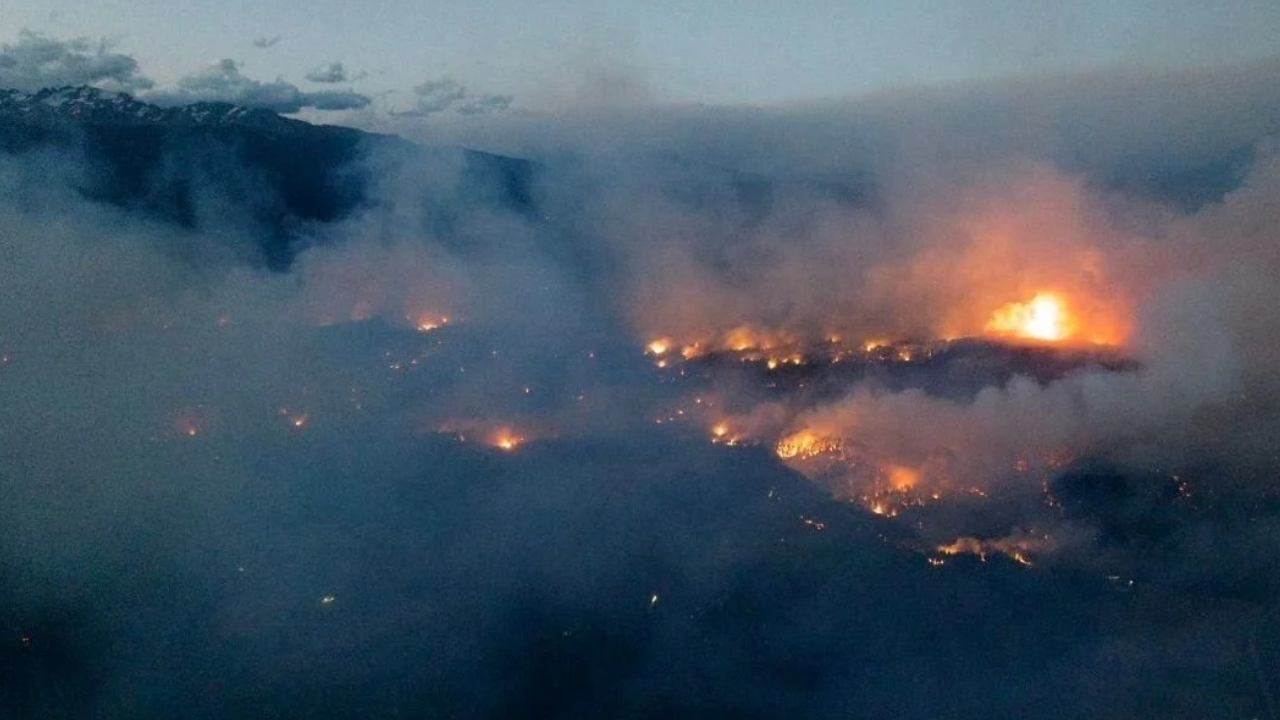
[414,314,450,333]
[646,338,672,355]
[885,465,921,492]
[489,428,524,451]
[775,429,844,460]
[985,292,1075,342]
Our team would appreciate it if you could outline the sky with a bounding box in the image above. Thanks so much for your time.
[2,0,1279,114]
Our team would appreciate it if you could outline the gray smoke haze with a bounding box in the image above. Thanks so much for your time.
[3,58,1280,717]
[393,58,1280,487]
[397,76,513,117]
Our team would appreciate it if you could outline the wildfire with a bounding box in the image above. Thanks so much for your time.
[643,326,810,367]
[774,429,844,460]
[637,329,967,376]
[884,465,921,492]
[172,407,213,438]
[489,428,524,451]
[277,407,309,429]
[722,325,793,352]
[763,354,805,370]
[985,292,1074,342]
[935,534,1046,567]
[868,501,895,517]
[710,421,745,446]
[414,315,450,333]
[801,516,826,531]
[433,419,537,451]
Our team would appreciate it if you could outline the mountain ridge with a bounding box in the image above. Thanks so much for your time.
[0,84,350,135]
[0,84,540,269]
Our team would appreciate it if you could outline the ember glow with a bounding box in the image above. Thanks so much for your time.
[172,408,214,439]
[433,419,537,451]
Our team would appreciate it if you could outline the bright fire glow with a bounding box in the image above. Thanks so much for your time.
[985,292,1073,342]
[775,430,843,460]
[710,421,744,446]
[489,428,524,451]
[884,465,921,492]
[936,534,1044,566]
[414,315,450,333]
[869,501,896,517]
[643,326,804,364]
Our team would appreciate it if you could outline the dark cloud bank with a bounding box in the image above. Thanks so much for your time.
[145,59,370,113]
[0,31,153,94]
[306,61,349,84]
[2,59,1280,719]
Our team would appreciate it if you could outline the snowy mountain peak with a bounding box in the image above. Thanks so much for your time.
[0,85,303,132]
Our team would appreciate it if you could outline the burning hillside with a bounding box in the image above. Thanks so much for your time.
[625,277,1189,569]
[261,302,1240,578]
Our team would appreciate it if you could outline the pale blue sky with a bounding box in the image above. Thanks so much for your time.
[3,0,1278,109]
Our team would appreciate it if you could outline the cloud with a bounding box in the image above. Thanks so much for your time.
[305,61,348,84]
[0,30,153,93]
[144,59,370,113]
[397,76,512,117]
[403,77,465,115]
[457,93,513,115]
[252,35,281,49]
[303,88,374,111]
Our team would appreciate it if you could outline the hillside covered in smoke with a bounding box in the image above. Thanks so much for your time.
[0,85,537,269]
[3,62,1280,719]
